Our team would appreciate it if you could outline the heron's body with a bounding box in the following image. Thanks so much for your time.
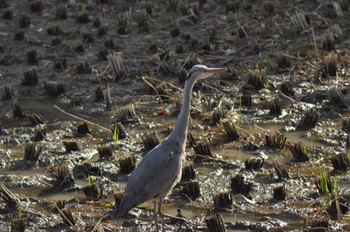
[115,137,184,217]
[111,65,227,225]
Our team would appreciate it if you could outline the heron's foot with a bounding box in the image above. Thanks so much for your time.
[160,211,206,230]
[159,211,186,222]
[160,210,200,227]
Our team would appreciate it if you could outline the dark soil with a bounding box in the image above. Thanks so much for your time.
[1,0,350,231]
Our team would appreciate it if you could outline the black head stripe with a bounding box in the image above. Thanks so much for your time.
[187,69,196,81]
[187,65,207,81]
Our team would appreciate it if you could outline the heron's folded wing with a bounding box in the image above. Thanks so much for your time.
[124,139,182,206]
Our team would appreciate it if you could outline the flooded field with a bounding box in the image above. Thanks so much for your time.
[1,0,350,231]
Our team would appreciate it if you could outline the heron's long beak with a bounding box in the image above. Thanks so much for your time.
[206,67,228,73]
[196,67,228,80]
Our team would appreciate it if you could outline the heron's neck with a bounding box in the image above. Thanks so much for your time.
[170,78,197,146]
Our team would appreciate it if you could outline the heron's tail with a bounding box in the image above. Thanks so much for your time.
[110,195,132,218]
[101,203,128,223]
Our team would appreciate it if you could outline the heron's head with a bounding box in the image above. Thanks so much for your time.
[187,65,227,81]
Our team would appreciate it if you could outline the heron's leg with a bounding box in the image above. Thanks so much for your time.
[154,200,159,232]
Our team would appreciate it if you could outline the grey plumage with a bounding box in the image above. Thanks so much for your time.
[111,65,227,225]
[115,137,183,217]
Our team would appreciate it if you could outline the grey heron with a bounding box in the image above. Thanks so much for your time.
[111,64,227,229]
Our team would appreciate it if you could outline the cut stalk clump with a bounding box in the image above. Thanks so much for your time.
[108,53,126,82]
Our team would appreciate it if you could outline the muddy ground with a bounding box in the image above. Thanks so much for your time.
[1,0,350,231]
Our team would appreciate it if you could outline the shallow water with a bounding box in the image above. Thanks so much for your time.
[1,99,349,231]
